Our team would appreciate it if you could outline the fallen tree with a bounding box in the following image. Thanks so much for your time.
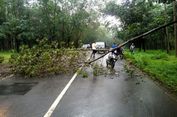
[87,20,177,64]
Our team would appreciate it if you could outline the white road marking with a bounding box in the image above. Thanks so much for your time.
[43,67,83,117]
[43,54,91,117]
[43,52,95,117]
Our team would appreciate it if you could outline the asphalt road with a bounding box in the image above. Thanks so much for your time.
[0,75,72,117]
[0,53,177,117]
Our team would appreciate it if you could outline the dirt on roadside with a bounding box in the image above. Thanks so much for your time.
[0,64,12,79]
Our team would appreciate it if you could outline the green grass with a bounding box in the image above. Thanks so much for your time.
[0,51,13,63]
[124,50,177,93]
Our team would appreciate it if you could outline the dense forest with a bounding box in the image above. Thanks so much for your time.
[0,0,177,55]
[104,0,177,55]
[0,0,112,52]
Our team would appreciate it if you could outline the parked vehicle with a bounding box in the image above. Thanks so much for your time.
[82,44,91,49]
[95,42,105,49]
[95,42,106,53]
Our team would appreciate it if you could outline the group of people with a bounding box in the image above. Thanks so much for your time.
[90,42,135,59]
[111,42,135,55]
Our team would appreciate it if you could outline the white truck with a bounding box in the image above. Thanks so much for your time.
[82,44,91,49]
[95,42,107,53]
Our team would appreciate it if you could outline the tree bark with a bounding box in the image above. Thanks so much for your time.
[173,0,177,56]
[15,37,20,52]
[164,3,169,53]
[142,37,146,52]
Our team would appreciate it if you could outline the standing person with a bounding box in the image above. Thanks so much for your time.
[91,42,97,58]
[111,42,117,55]
[111,43,117,49]
[116,44,124,59]
[130,43,135,54]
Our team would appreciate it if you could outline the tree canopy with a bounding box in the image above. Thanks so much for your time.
[104,0,176,52]
[0,0,112,51]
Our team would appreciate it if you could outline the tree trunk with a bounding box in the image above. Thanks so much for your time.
[15,37,20,52]
[0,40,3,50]
[164,3,169,53]
[173,0,177,56]
[62,21,65,40]
[52,0,57,40]
[142,38,146,52]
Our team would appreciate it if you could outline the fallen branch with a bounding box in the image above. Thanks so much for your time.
[87,20,177,64]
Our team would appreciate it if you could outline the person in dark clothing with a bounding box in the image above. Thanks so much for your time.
[113,44,123,59]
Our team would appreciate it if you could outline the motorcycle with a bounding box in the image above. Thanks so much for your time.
[106,48,124,69]
[106,52,118,69]
[114,48,124,60]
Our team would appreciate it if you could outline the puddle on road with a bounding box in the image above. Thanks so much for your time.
[0,82,38,95]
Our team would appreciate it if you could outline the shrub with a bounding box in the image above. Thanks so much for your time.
[151,53,168,60]
[124,52,135,60]
[141,56,149,66]
[79,70,88,78]
[10,39,86,77]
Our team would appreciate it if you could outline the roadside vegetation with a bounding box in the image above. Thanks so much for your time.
[0,42,87,78]
[125,50,177,93]
[0,51,13,63]
[9,39,86,77]
[0,51,13,78]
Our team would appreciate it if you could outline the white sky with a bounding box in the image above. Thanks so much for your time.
[98,0,123,28]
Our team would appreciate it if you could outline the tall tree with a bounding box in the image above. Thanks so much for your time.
[154,0,177,55]
[173,0,177,56]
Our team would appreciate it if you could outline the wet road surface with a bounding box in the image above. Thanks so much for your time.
[0,53,177,117]
[51,55,177,117]
[0,75,72,117]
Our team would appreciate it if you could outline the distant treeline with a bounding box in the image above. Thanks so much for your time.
[0,0,113,52]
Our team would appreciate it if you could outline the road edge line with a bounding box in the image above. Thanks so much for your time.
[43,67,82,117]
[43,55,90,117]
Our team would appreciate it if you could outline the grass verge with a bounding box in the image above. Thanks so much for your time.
[124,50,177,94]
[0,51,13,63]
